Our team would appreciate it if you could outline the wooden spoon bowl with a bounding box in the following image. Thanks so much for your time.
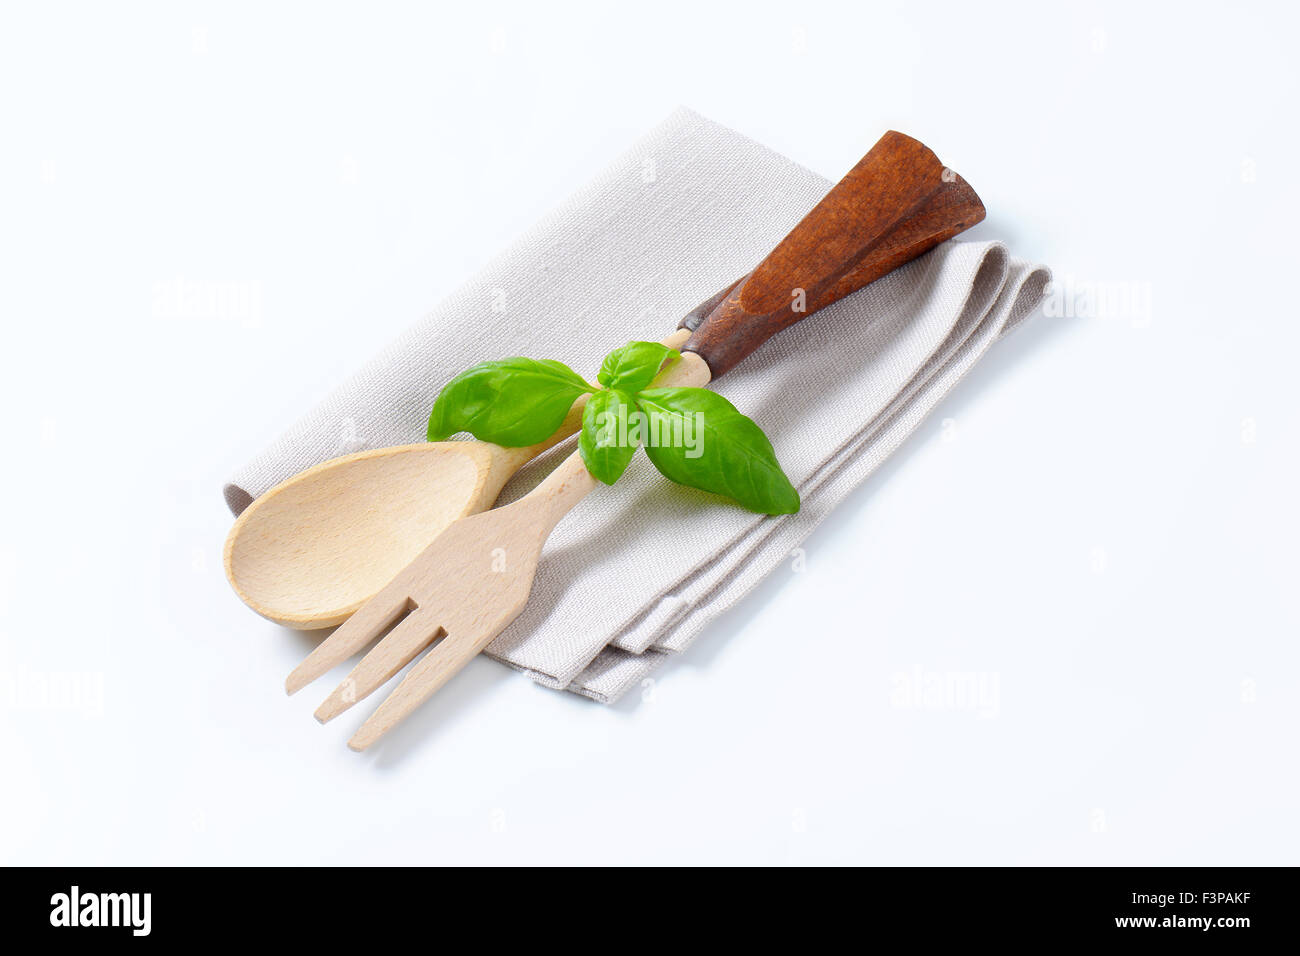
[223,441,526,629]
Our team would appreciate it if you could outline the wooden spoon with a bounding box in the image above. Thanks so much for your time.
[225,131,984,631]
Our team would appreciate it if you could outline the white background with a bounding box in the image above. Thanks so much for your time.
[2,0,1297,865]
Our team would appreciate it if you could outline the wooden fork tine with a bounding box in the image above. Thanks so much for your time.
[314,609,444,723]
[285,586,413,695]
[346,625,501,751]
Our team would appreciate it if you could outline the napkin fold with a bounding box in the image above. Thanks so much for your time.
[226,107,1050,703]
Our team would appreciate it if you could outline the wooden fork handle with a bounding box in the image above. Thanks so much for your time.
[680,131,985,378]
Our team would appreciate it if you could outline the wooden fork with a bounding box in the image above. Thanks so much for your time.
[288,131,986,749]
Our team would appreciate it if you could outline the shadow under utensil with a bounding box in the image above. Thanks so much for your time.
[960,214,1026,250]
[358,653,513,766]
[616,302,1071,700]
[281,621,337,656]
[264,613,509,762]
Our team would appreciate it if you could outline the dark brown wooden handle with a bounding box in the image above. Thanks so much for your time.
[680,131,985,378]
[678,276,746,332]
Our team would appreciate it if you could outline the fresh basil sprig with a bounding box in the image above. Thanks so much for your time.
[427,357,596,446]
[597,340,679,393]
[427,341,799,515]
[636,387,800,515]
[578,387,640,485]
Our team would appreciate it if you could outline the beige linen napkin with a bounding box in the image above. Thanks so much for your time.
[225,107,1050,703]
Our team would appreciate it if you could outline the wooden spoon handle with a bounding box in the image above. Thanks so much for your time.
[681,131,985,378]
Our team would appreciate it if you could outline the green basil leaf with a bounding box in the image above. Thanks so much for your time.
[579,388,640,485]
[636,387,800,515]
[597,341,679,393]
[427,357,594,445]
